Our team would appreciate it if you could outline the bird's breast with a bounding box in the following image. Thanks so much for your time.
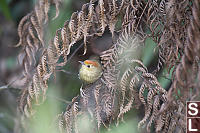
[79,68,102,84]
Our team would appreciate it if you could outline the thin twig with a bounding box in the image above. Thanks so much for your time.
[67,42,84,63]
[0,85,9,91]
[56,43,84,76]
[0,75,24,91]
[56,69,74,75]
[47,94,71,104]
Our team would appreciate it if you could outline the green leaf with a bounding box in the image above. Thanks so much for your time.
[0,0,12,20]
[142,37,157,66]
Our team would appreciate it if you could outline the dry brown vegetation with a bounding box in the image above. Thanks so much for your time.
[13,0,200,132]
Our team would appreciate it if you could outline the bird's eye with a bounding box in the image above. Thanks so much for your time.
[87,65,90,68]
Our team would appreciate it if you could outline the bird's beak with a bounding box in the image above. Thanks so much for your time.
[78,61,84,65]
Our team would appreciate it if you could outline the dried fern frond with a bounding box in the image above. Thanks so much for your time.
[158,1,200,131]
[19,0,125,117]
[18,0,150,118]
[135,66,167,130]
[16,0,200,132]
[115,33,145,122]
[18,0,62,116]
[17,0,61,77]
[59,76,117,132]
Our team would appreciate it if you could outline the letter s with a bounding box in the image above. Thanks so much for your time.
[188,103,198,116]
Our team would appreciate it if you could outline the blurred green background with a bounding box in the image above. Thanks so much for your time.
[0,0,171,133]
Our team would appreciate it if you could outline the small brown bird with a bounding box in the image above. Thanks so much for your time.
[79,59,103,84]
